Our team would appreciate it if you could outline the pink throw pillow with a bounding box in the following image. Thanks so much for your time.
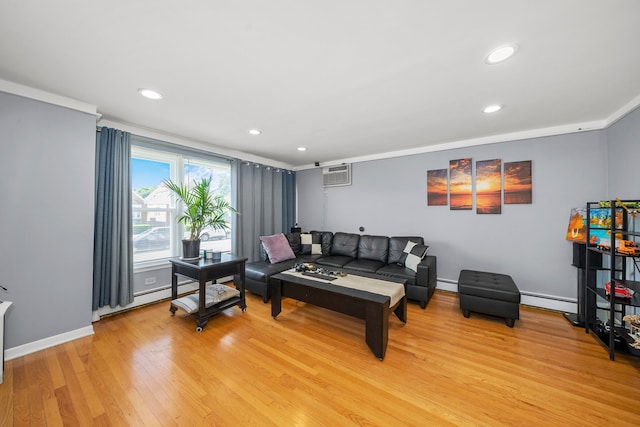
[260,233,296,264]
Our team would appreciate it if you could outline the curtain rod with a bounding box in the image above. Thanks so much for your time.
[97,126,295,173]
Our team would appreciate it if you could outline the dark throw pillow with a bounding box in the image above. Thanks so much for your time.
[300,233,322,255]
[398,241,429,272]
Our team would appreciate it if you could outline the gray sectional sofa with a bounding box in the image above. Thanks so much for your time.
[244,231,437,308]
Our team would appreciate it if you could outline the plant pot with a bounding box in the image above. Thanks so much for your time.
[182,239,201,260]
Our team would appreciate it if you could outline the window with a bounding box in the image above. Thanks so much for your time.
[131,143,232,267]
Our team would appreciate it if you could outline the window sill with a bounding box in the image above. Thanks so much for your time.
[134,257,173,273]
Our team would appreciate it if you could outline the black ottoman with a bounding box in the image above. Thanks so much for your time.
[458,270,520,327]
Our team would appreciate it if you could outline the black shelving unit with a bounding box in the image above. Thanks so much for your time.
[584,199,640,360]
[565,242,602,327]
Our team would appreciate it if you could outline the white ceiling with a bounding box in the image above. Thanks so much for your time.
[1,1,639,168]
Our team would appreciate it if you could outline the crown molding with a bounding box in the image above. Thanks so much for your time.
[294,95,640,171]
[294,119,608,171]
[604,93,640,127]
[0,78,97,116]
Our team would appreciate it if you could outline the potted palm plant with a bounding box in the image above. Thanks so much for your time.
[164,176,236,260]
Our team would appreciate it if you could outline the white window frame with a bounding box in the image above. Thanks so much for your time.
[131,143,232,271]
[131,145,180,269]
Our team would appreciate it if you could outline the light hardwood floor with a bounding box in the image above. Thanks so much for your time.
[2,289,640,426]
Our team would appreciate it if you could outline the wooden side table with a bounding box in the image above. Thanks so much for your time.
[169,254,247,332]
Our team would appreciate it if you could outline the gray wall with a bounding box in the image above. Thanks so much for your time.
[297,130,609,302]
[607,106,640,198]
[0,92,95,348]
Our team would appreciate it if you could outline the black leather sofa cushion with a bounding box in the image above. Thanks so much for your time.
[286,232,302,255]
[246,253,320,281]
[388,236,424,264]
[259,241,269,261]
[357,235,389,262]
[245,258,298,282]
[315,254,354,268]
[330,232,360,257]
[343,259,385,274]
[376,264,417,286]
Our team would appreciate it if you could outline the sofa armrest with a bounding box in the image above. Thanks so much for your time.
[416,255,437,292]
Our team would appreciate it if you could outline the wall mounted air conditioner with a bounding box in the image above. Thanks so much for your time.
[322,164,351,187]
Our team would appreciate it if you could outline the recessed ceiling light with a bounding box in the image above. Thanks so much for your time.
[483,105,502,113]
[485,44,518,64]
[297,147,307,151]
[138,88,163,100]
[248,129,261,135]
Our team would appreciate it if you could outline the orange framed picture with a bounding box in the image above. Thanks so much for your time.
[449,158,472,210]
[427,169,448,206]
[476,159,502,214]
[504,160,532,204]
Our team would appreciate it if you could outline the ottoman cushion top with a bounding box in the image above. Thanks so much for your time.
[458,270,520,303]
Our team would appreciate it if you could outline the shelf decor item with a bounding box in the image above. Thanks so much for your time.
[164,176,236,260]
[588,207,623,247]
[566,207,587,242]
[622,315,640,350]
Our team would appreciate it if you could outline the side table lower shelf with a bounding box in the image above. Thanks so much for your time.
[170,295,245,332]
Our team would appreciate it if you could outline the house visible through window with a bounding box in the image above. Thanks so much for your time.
[131,142,232,267]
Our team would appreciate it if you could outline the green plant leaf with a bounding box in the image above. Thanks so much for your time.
[163,177,237,241]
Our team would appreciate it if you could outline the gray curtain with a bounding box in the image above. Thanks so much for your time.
[93,127,134,310]
[282,169,296,232]
[233,161,296,262]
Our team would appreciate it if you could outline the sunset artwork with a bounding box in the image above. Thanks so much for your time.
[504,160,532,204]
[449,158,472,210]
[427,169,448,206]
[475,159,502,214]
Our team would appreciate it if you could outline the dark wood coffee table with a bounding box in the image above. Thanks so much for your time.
[270,272,406,360]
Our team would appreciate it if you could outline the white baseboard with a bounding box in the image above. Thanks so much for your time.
[436,280,459,294]
[436,280,577,314]
[5,326,95,361]
[92,281,199,321]
[6,281,205,361]
[519,293,576,313]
